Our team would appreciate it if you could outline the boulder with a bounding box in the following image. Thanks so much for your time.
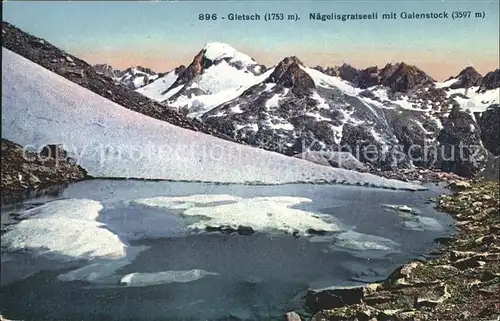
[305,284,379,313]
[284,311,302,321]
[1,138,88,204]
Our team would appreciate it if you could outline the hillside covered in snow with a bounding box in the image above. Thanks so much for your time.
[1,48,422,190]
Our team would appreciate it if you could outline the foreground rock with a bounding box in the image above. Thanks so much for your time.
[284,311,302,321]
[308,181,500,321]
[1,139,88,204]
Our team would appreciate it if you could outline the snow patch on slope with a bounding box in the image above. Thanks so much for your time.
[303,66,362,95]
[435,78,459,89]
[170,67,275,117]
[136,70,179,102]
[117,67,158,90]
[447,86,499,112]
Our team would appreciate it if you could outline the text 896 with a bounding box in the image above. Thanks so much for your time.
[199,13,218,20]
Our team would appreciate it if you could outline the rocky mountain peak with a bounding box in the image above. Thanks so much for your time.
[478,69,500,92]
[357,66,380,88]
[314,62,434,93]
[338,63,360,84]
[165,43,265,93]
[449,66,483,89]
[378,62,435,93]
[94,63,118,79]
[94,64,159,84]
[267,56,303,79]
[281,56,304,67]
[313,63,362,85]
[122,65,157,75]
[313,65,339,77]
[174,65,187,74]
[165,49,209,91]
[457,66,481,78]
[266,56,315,96]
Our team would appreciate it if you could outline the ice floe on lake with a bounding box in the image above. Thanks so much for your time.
[382,203,444,232]
[1,199,127,260]
[309,230,401,259]
[132,195,340,235]
[119,269,219,287]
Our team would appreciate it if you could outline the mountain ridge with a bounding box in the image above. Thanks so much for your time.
[3,21,499,180]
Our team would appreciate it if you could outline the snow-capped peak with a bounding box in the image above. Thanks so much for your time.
[202,42,256,67]
[93,63,159,90]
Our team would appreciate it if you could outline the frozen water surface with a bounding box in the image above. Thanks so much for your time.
[1,180,454,321]
[0,40,453,321]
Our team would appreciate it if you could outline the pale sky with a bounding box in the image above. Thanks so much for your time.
[3,0,500,80]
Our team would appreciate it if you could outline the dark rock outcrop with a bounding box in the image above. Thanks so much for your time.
[1,139,88,204]
[478,104,500,156]
[93,63,118,78]
[378,62,435,93]
[173,64,187,75]
[313,65,338,77]
[449,66,483,89]
[436,106,489,177]
[480,155,500,181]
[315,62,434,93]
[266,56,315,96]
[306,285,371,312]
[478,69,500,92]
[313,63,360,84]
[340,123,382,165]
[205,225,255,235]
[165,49,208,93]
[357,66,381,88]
[390,112,439,168]
[337,63,360,84]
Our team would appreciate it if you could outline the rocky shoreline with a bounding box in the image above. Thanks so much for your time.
[293,180,499,321]
[1,139,88,205]
[369,167,472,185]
